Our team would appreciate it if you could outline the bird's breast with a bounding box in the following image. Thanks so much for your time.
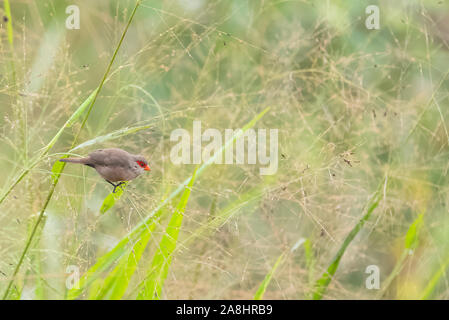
[95,165,139,182]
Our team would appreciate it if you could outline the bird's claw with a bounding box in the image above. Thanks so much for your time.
[112,182,125,194]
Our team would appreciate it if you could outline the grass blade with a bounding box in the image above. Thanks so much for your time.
[377,212,425,299]
[66,225,145,300]
[100,183,128,214]
[405,212,424,251]
[137,168,197,299]
[3,0,15,84]
[303,239,315,292]
[254,238,308,300]
[254,253,286,300]
[421,253,449,300]
[46,89,99,152]
[93,211,162,299]
[70,124,151,151]
[312,183,383,300]
[3,0,13,46]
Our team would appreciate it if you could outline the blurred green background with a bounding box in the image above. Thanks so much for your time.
[1,0,449,299]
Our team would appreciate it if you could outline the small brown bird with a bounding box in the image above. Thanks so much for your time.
[60,148,150,192]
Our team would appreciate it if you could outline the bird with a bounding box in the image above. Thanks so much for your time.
[59,148,150,193]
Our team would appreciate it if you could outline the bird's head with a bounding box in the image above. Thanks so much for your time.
[134,155,151,172]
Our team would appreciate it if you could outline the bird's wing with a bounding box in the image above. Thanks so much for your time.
[88,148,132,167]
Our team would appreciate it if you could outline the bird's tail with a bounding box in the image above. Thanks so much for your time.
[59,157,89,164]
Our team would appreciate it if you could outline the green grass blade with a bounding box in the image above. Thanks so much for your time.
[87,279,104,300]
[254,253,286,300]
[405,212,424,251]
[8,286,21,300]
[46,88,99,151]
[3,0,13,46]
[12,214,47,300]
[254,238,309,300]
[68,205,166,299]
[28,214,47,300]
[3,0,15,84]
[377,212,425,299]
[70,124,151,151]
[100,183,128,214]
[93,213,161,300]
[421,254,449,300]
[303,239,315,291]
[137,168,197,300]
[312,185,383,300]
[66,229,141,300]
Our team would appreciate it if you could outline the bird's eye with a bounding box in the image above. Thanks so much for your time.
[137,161,146,168]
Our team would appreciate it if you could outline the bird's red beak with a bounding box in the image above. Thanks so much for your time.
[144,165,151,171]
